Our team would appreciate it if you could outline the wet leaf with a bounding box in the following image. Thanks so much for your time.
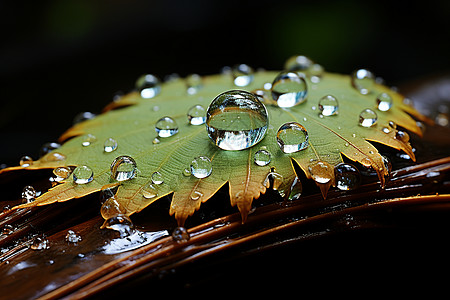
[1,68,425,225]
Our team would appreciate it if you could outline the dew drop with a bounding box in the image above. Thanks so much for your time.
[73,111,96,125]
[73,166,93,184]
[151,171,164,185]
[41,152,66,162]
[19,155,33,167]
[152,137,160,144]
[310,63,324,83]
[376,92,393,111]
[172,227,190,242]
[136,74,161,99]
[53,166,72,182]
[318,95,339,116]
[2,225,14,235]
[31,236,50,250]
[335,163,361,191]
[65,230,82,243]
[308,161,333,184]
[351,69,375,95]
[395,130,410,143]
[39,142,61,157]
[276,122,309,154]
[186,74,203,95]
[110,156,137,182]
[81,134,97,147]
[382,126,391,134]
[187,105,206,125]
[271,71,308,108]
[287,177,302,201]
[359,109,378,127]
[232,64,254,87]
[103,138,118,153]
[142,184,158,199]
[254,149,271,166]
[101,197,126,219]
[190,190,203,201]
[103,214,135,238]
[263,171,284,190]
[388,121,397,130]
[21,185,36,203]
[206,90,268,151]
[284,55,314,71]
[182,167,191,177]
[190,156,212,179]
[155,116,178,138]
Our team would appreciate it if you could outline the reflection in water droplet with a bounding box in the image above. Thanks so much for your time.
[172,227,190,242]
[190,190,203,201]
[395,131,410,143]
[155,116,178,137]
[2,224,14,235]
[81,134,97,147]
[73,166,94,184]
[206,90,268,151]
[104,138,118,153]
[31,236,49,250]
[335,163,361,191]
[376,92,393,111]
[232,64,254,87]
[53,167,72,182]
[318,95,339,116]
[310,63,324,83]
[142,183,158,199]
[101,197,126,219]
[263,172,284,190]
[308,161,333,184]
[186,74,203,95]
[271,71,308,108]
[190,156,212,179]
[284,55,314,71]
[136,74,161,99]
[65,230,82,243]
[359,109,377,127]
[287,177,302,201]
[151,171,164,185]
[21,185,36,203]
[351,69,375,95]
[103,214,135,238]
[276,122,309,153]
[187,105,206,125]
[254,149,271,166]
[110,156,137,181]
[20,155,33,167]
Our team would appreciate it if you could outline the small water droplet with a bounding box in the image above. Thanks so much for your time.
[232,64,254,87]
[39,142,61,157]
[104,138,118,153]
[190,156,212,179]
[254,149,271,166]
[310,63,324,83]
[359,108,377,127]
[395,130,410,143]
[172,226,190,242]
[335,163,361,190]
[19,155,33,167]
[376,92,393,111]
[110,156,137,182]
[40,152,66,163]
[2,224,14,235]
[388,121,397,129]
[21,185,36,203]
[318,95,339,116]
[276,122,309,153]
[308,161,333,184]
[73,166,94,184]
[287,177,302,201]
[352,133,357,138]
[382,126,391,134]
[155,116,178,137]
[190,190,203,201]
[65,230,82,243]
[151,171,164,184]
[136,74,161,99]
[152,137,160,144]
[351,69,375,95]
[263,171,284,190]
[182,167,191,177]
[53,167,72,182]
[101,197,126,219]
[186,74,203,94]
[206,90,268,151]
[284,55,314,71]
[187,105,206,125]
[73,111,96,125]
[271,71,307,108]
[81,134,97,147]
[103,214,135,238]
[31,236,50,250]
[142,184,158,199]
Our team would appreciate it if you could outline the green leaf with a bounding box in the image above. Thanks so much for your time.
[2,69,424,225]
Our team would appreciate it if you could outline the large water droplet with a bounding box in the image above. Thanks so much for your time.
[376,92,393,111]
[53,167,72,182]
[142,184,158,199]
[21,185,36,203]
[276,122,309,153]
[101,197,126,219]
[19,155,33,167]
[172,226,190,242]
[335,163,361,191]
[284,55,314,71]
[155,116,178,137]
[81,134,97,147]
[232,64,254,87]
[73,166,94,184]
[187,105,206,125]
[308,161,333,184]
[103,214,135,238]
[359,109,378,127]
[65,230,82,243]
[271,72,307,108]
[186,74,203,95]
[351,69,375,95]
[254,149,271,166]
[206,90,268,151]
[395,130,410,143]
[110,156,137,181]
[190,156,212,179]
[136,74,161,99]
[104,138,118,153]
[263,171,284,190]
[318,95,339,116]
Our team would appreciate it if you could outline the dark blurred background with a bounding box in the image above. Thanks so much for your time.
[1,0,449,166]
